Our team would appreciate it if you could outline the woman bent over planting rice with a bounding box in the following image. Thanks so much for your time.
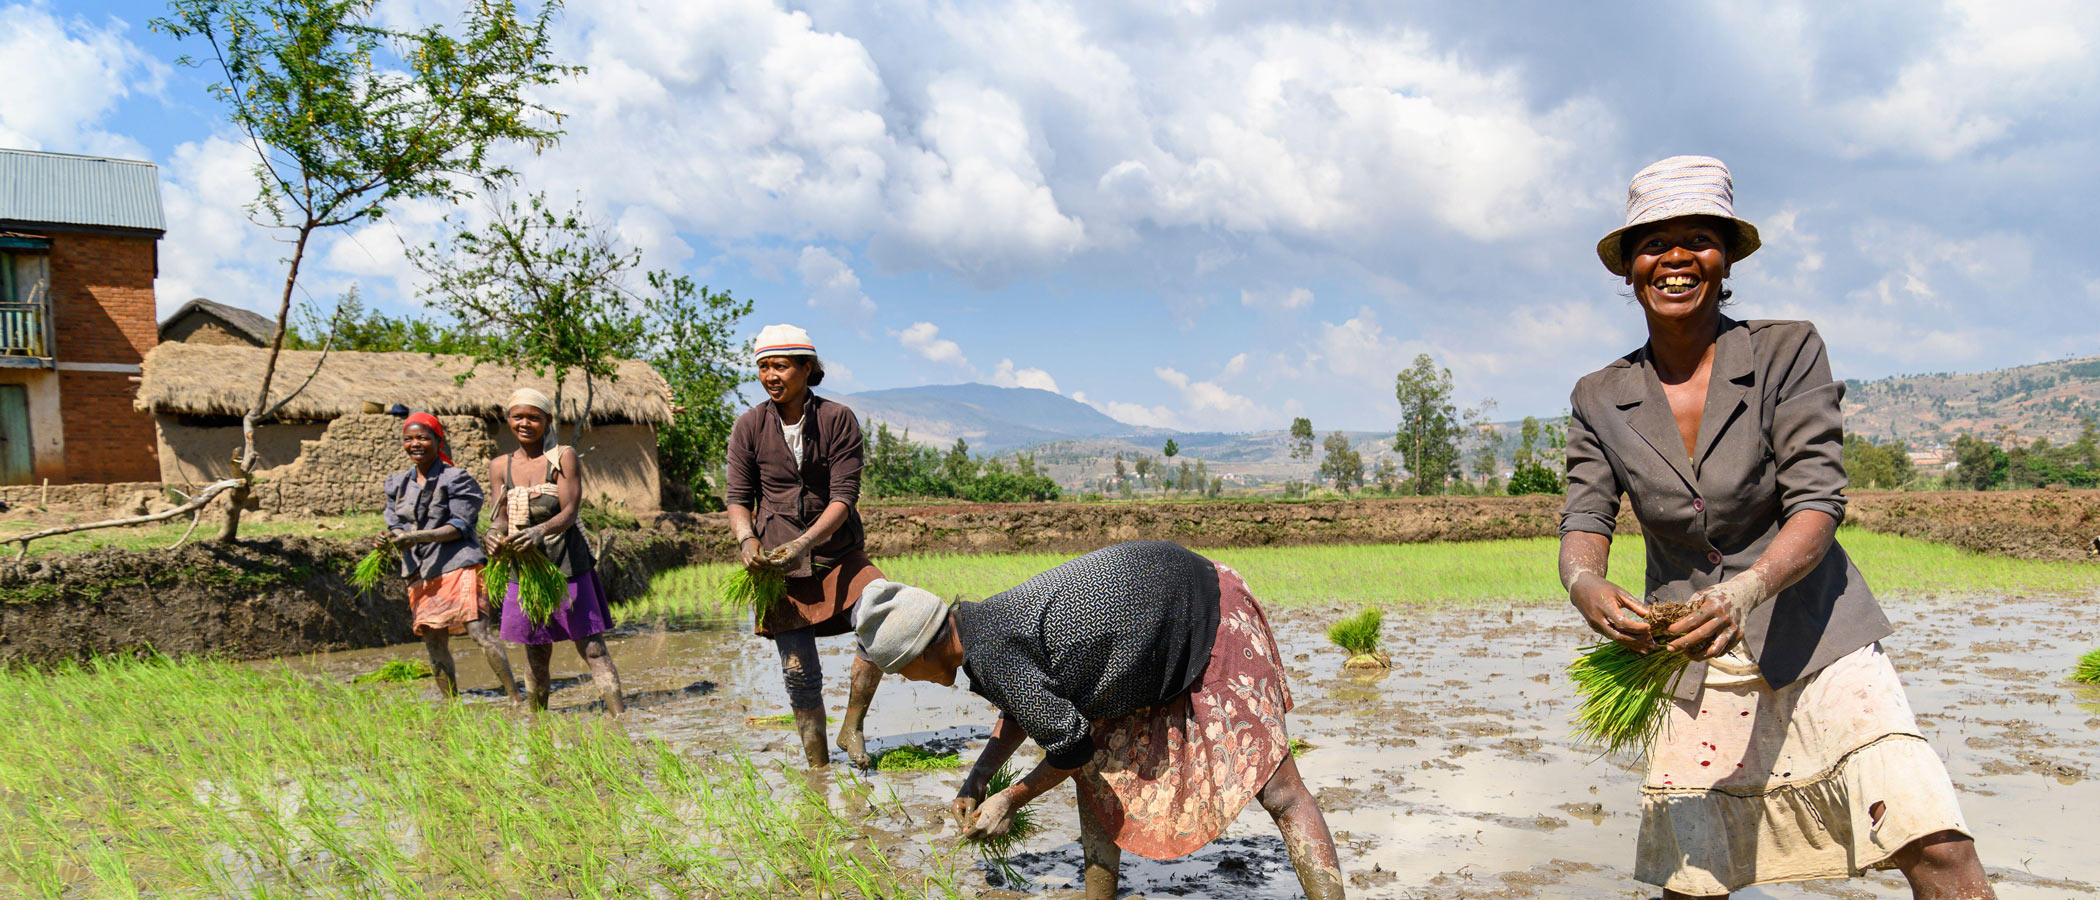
[375,412,521,703]
[1558,156,1992,898]
[485,389,625,714]
[856,541,1345,899]
[724,324,888,769]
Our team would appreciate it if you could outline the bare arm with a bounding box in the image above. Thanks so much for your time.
[952,713,1028,824]
[1560,531,1654,649]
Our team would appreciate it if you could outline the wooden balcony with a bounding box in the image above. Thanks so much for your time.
[0,299,52,365]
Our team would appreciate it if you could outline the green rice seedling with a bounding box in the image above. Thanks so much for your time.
[966,764,1039,886]
[744,712,797,727]
[484,545,565,626]
[720,564,788,618]
[2074,648,2100,685]
[1328,607,1389,668]
[349,545,394,595]
[351,659,433,684]
[873,746,962,771]
[1289,737,1314,757]
[1567,640,1691,755]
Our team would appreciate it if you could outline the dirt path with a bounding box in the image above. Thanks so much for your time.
[302,592,2100,899]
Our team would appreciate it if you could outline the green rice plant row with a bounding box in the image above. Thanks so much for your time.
[0,655,963,899]
[873,745,962,772]
[351,659,433,684]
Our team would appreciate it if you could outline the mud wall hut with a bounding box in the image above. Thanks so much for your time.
[134,343,672,516]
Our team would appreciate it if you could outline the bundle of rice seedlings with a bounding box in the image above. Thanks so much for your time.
[483,544,566,626]
[1328,607,1389,669]
[873,745,962,771]
[1566,601,1702,756]
[720,564,788,617]
[350,544,396,595]
[352,659,433,684]
[2074,648,2100,685]
[966,764,1039,886]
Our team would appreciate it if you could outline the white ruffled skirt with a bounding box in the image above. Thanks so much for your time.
[1635,643,1972,894]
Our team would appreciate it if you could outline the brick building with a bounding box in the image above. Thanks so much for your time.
[0,149,165,485]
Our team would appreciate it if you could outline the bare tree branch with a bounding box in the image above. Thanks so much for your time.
[10,479,242,562]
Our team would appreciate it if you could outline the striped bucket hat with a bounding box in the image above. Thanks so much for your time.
[1596,155,1761,277]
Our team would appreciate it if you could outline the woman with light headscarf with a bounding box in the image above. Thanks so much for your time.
[1559,156,1991,898]
[724,324,888,768]
[484,387,625,714]
[376,411,521,703]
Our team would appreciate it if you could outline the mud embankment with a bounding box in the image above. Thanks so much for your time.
[1847,489,2100,561]
[0,531,710,665]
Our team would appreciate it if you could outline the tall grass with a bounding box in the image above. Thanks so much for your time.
[622,530,2100,625]
[0,656,960,899]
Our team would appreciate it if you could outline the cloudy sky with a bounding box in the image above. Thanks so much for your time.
[9,0,2096,431]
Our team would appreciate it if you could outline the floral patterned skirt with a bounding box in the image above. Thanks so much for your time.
[1074,563,1293,860]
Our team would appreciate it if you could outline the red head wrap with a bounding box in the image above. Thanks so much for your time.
[402,411,452,465]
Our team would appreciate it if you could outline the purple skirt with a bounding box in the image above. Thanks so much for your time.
[499,569,613,644]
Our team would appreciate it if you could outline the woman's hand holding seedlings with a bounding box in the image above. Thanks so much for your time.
[1666,572,1770,660]
[962,787,1020,841]
[1569,571,1654,651]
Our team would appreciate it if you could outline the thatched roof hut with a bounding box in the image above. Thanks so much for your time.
[135,343,674,425]
[135,343,671,516]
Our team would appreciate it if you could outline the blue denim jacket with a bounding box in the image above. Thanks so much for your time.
[382,462,486,583]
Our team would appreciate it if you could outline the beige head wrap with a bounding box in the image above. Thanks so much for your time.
[503,387,560,453]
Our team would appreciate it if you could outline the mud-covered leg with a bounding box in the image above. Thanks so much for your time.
[465,618,522,703]
[575,635,625,715]
[775,629,830,768]
[1890,829,1995,900]
[1257,754,1346,900]
[422,631,459,698]
[1079,797,1121,900]
[837,656,881,768]
[523,643,553,710]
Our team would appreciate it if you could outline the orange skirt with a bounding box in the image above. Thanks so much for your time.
[407,565,488,636]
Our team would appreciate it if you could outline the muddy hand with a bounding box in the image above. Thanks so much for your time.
[963,790,1017,841]
[1569,572,1653,650]
[952,768,989,826]
[1669,572,1768,659]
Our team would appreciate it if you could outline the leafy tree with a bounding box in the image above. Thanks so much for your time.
[1163,438,1180,459]
[1393,354,1460,495]
[1373,457,1400,493]
[1463,399,1501,492]
[1288,417,1315,461]
[1952,433,2008,490]
[1133,455,1152,488]
[150,0,575,543]
[1319,431,1364,493]
[289,286,502,355]
[1208,476,1223,498]
[1194,459,1210,494]
[1507,415,1565,496]
[1175,460,1194,493]
[1843,435,1914,490]
[944,439,978,484]
[1283,479,1309,499]
[1112,452,1128,491]
[643,274,752,508]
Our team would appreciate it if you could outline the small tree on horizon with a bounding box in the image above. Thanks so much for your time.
[1394,354,1461,496]
[1288,417,1315,461]
[1319,431,1365,493]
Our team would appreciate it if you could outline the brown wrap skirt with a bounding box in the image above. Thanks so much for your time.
[754,551,884,637]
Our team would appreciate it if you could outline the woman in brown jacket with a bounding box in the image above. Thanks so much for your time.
[724,324,886,768]
[1559,156,1990,899]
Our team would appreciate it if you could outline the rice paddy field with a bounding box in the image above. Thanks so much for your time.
[4,531,2099,899]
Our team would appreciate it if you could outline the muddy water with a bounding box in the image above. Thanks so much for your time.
[303,594,2100,899]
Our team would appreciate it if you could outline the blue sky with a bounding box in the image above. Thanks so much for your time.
[8,0,2097,432]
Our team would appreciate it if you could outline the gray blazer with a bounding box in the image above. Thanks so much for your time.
[382,462,487,583]
[1560,317,1889,699]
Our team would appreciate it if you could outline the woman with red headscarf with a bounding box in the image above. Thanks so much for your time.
[377,412,522,702]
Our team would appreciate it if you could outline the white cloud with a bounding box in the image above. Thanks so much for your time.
[1153,355,1275,430]
[0,3,161,157]
[893,321,970,368]
[1240,286,1314,311]
[991,358,1060,393]
[796,246,877,332]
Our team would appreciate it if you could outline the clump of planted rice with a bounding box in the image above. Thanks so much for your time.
[1328,607,1389,669]
[352,659,433,684]
[2074,648,2100,685]
[873,745,962,771]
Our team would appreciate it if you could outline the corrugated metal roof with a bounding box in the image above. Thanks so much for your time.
[0,149,166,233]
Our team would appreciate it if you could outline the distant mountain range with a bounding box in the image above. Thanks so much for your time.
[835,353,2100,490]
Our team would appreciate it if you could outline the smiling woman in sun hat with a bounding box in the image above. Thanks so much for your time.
[1557,156,1993,899]
[723,324,889,769]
